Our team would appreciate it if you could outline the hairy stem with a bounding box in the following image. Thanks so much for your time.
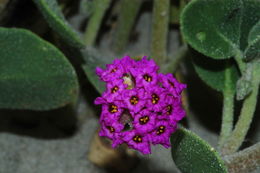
[218,63,235,150]
[234,51,246,72]
[221,62,260,155]
[151,0,170,66]
[112,0,142,54]
[162,44,188,73]
[224,142,260,173]
[84,0,111,46]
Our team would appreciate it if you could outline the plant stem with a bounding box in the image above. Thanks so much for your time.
[221,62,260,155]
[224,142,260,173]
[234,51,246,72]
[84,0,111,46]
[112,0,142,54]
[218,63,235,150]
[162,44,188,73]
[151,0,170,66]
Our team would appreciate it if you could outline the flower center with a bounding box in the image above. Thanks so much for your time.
[139,116,149,125]
[107,126,115,133]
[111,86,119,93]
[166,105,172,115]
[111,68,117,73]
[168,80,174,87]
[133,135,142,143]
[130,96,139,105]
[152,94,159,104]
[156,125,165,135]
[109,104,118,113]
[143,74,152,82]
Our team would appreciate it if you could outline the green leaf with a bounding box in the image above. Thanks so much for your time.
[239,0,260,51]
[244,21,260,61]
[181,0,260,59]
[171,127,228,173]
[0,27,79,110]
[81,48,111,94]
[192,50,239,92]
[32,0,85,48]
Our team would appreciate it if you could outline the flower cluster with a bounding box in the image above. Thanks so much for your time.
[94,56,186,154]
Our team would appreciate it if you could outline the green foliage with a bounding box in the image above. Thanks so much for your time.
[81,48,111,94]
[244,21,260,61]
[32,0,85,48]
[171,127,228,173]
[84,0,111,46]
[0,27,79,110]
[192,50,239,92]
[181,0,260,60]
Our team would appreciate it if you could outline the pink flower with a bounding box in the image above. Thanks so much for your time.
[94,56,186,154]
[133,109,156,134]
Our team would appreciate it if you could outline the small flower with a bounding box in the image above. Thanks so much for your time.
[133,109,156,134]
[159,73,186,97]
[122,130,151,154]
[99,101,125,122]
[96,60,125,82]
[130,57,159,88]
[123,88,147,113]
[99,121,124,148]
[102,79,128,102]
[94,56,186,154]
[146,87,167,112]
[150,120,177,148]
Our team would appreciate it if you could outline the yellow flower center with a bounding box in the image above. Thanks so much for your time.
[166,105,172,115]
[111,68,117,73]
[143,74,152,82]
[156,125,165,135]
[133,135,142,143]
[139,116,149,125]
[152,94,159,104]
[109,104,118,113]
[130,96,139,105]
[107,126,115,133]
[111,86,119,93]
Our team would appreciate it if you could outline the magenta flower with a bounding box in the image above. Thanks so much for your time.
[150,120,177,148]
[94,56,186,154]
[133,109,156,134]
[123,88,147,113]
[102,79,128,102]
[159,73,186,97]
[121,130,151,154]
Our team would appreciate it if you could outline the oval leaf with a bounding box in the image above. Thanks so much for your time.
[191,50,239,92]
[239,0,260,51]
[244,21,260,61]
[32,0,85,48]
[0,27,79,110]
[171,127,228,173]
[181,0,243,59]
[181,0,260,59]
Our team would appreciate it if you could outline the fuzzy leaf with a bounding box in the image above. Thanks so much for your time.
[171,127,228,173]
[0,27,79,110]
[181,0,260,59]
[81,48,112,94]
[192,50,239,92]
[244,21,260,61]
[32,0,85,48]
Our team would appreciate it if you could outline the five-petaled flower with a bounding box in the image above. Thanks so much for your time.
[94,56,186,154]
